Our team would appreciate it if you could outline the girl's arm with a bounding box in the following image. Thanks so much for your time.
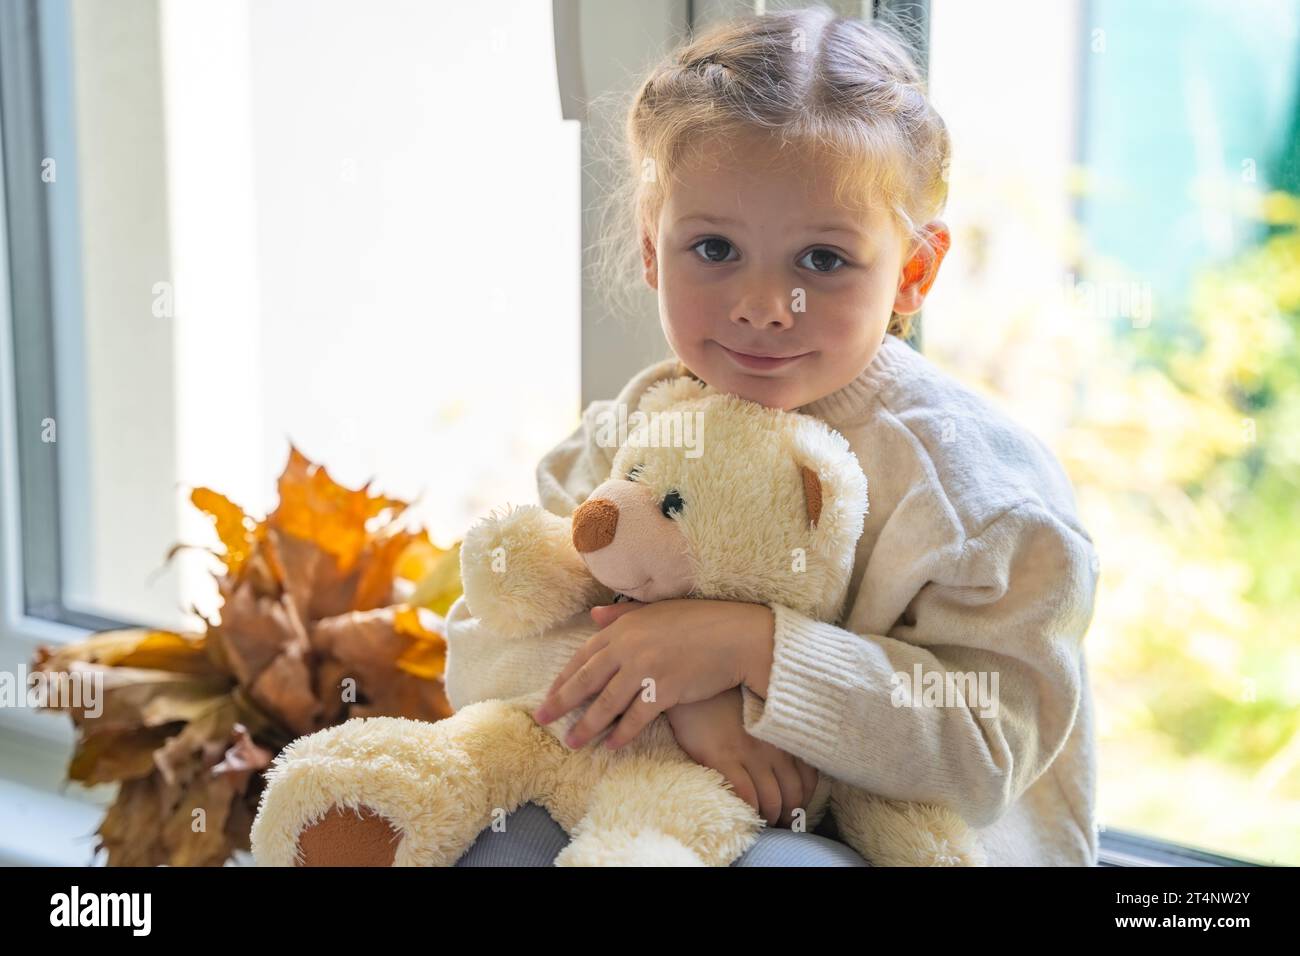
[667,687,819,828]
[738,501,1099,830]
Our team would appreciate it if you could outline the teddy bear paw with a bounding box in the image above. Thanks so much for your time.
[460,504,611,638]
[926,835,987,867]
[554,828,707,867]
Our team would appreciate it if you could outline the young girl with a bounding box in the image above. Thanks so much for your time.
[456,6,1099,867]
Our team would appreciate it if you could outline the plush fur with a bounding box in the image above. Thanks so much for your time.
[250,378,986,866]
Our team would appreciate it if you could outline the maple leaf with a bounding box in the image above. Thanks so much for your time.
[189,487,262,577]
[310,606,453,723]
[267,445,406,573]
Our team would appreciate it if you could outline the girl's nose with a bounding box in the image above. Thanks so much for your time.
[731,292,795,330]
[733,304,790,330]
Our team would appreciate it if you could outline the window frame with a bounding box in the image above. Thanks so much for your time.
[0,0,124,646]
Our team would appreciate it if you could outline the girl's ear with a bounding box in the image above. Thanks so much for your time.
[642,233,658,290]
[894,221,951,314]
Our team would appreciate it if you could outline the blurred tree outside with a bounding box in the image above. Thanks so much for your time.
[926,154,1299,868]
[924,0,1299,865]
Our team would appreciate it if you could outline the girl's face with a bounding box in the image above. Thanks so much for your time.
[644,130,948,411]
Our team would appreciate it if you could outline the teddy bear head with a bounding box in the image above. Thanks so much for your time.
[570,376,868,623]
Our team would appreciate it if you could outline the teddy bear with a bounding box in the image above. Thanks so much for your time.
[249,376,985,866]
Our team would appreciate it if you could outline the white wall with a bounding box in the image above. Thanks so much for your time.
[59,0,581,628]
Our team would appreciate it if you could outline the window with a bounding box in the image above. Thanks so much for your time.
[925,0,1298,864]
[1,0,581,633]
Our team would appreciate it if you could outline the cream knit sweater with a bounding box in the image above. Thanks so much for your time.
[526,333,1101,866]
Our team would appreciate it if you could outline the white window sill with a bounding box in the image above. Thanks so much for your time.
[0,710,113,866]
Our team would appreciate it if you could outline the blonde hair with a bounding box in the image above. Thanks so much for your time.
[591,4,951,340]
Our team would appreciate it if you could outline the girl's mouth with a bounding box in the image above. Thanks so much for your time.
[718,343,811,371]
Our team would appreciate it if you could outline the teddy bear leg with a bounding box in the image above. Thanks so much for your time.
[553,756,763,867]
[831,786,987,866]
[251,701,563,867]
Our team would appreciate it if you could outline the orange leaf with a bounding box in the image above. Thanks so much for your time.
[190,487,260,577]
[352,528,420,611]
[34,629,218,677]
[268,445,406,574]
[394,605,447,680]
[394,531,442,581]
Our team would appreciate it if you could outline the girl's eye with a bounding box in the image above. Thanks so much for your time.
[661,490,685,519]
[798,248,846,273]
[691,238,737,264]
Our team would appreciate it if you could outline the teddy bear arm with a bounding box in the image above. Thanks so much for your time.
[460,504,614,639]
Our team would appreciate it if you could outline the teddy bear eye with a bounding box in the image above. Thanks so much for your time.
[627,464,644,482]
[661,490,684,519]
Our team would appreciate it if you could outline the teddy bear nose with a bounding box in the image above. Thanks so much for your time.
[572,498,619,553]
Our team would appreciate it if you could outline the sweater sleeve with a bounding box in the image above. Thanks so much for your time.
[739,501,1098,828]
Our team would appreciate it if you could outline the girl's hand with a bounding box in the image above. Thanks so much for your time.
[667,687,820,828]
[531,598,774,751]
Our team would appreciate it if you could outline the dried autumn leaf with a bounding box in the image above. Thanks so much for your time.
[211,723,274,794]
[96,712,269,866]
[153,695,241,787]
[348,673,451,724]
[69,724,184,786]
[310,607,452,723]
[211,576,311,690]
[157,755,239,867]
[312,657,353,727]
[225,686,281,744]
[248,641,322,737]
[268,445,406,573]
[266,523,377,622]
[97,777,168,867]
[34,629,219,677]
[393,604,447,680]
[190,486,261,577]
[351,527,422,612]
[264,528,320,625]
[309,607,400,691]
[35,660,231,732]
[224,785,261,854]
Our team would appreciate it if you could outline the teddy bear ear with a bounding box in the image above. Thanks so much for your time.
[799,465,824,528]
[786,421,869,556]
[637,375,715,415]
